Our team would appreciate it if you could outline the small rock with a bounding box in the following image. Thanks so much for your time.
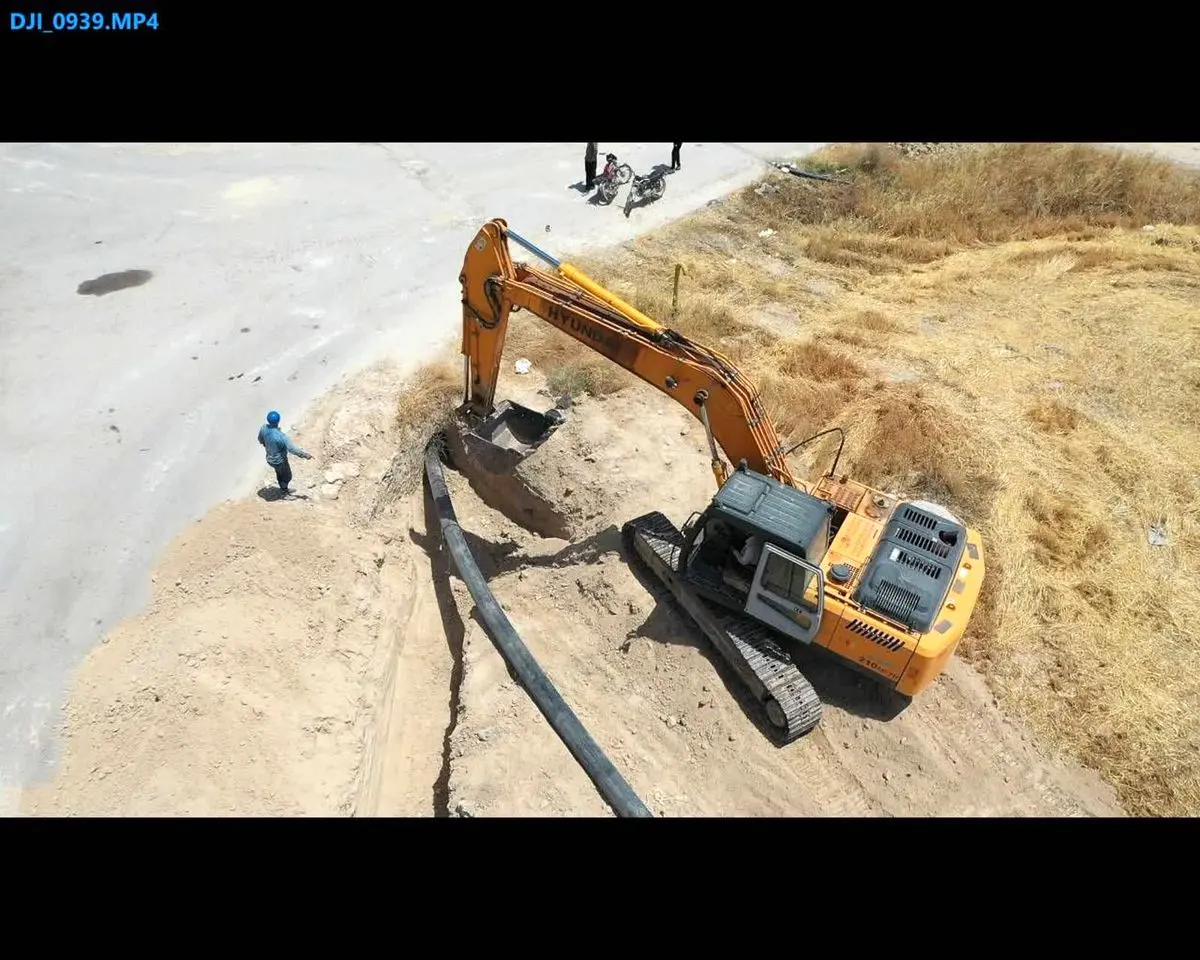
[555,395,572,410]
[882,771,891,783]
[324,468,344,484]
[321,483,340,500]
[702,685,710,693]
[679,426,688,436]
[728,734,736,742]
[514,358,533,375]
[476,728,490,742]
[174,578,182,587]
[665,715,678,728]
[899,736,907,746]
[454,801,474,818]
[842,740,851,749]
[917,762,924,772]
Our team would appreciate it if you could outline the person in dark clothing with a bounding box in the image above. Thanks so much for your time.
[671,142,682,170]
[585,142,598,190]
[257,409,312,495]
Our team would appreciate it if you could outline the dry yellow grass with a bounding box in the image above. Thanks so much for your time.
[377,360,462,506]
[494,142,1200,816]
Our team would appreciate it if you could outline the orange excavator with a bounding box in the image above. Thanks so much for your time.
[455,218,986,741]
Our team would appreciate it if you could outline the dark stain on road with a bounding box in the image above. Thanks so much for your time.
[77,269,153,296]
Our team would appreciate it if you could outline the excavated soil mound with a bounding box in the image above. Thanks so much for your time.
[20,363,1125,818]
[436,379,1124,818]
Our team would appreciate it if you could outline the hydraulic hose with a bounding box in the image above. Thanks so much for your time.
[423,439,653,819]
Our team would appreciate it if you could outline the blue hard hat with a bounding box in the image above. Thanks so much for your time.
[266,410,281,425]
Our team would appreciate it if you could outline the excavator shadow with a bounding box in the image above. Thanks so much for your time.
[617,535,912,730]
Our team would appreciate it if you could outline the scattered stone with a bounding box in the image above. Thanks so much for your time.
[728,734,736,742]
[843,740,851,749]
[665,715,678,728]
[1148,522,1169,547]
[324,469,343,484]
[555,395,572,410]
[321,483,340,500]
[882,771,891,783]
[174,578,182,587]
[514,358,533,375]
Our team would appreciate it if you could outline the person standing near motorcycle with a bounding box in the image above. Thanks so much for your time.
[585,142,598,191]
[671,142,682,170]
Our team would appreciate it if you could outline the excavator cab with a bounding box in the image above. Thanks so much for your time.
[678,464,834,646]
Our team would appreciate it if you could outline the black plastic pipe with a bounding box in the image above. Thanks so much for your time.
[423,440,653,819]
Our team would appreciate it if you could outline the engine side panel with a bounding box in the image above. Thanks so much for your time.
[853,503,968,634]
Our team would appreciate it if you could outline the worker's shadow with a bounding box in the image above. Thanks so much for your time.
[257,486,310,502]
[618,537,912,738]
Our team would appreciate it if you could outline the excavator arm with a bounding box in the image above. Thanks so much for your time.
[459,219,800,490]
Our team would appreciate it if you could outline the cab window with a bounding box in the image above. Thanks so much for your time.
[761,551,812,607]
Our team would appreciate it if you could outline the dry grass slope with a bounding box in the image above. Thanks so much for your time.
[488,142,1200,816]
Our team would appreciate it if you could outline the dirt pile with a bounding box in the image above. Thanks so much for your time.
[436,372,1122,818]
[20,360,458,817]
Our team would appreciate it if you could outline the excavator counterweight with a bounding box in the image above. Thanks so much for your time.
[452,218,986,741]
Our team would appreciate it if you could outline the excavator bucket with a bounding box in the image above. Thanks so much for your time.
[455,399,566,474]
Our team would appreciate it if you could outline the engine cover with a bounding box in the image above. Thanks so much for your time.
[853,501,968,634]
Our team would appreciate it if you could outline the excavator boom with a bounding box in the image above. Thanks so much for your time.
[452,217,985,742]
[459,219,798,490]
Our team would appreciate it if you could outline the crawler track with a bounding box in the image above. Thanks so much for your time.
[622,511,822,743]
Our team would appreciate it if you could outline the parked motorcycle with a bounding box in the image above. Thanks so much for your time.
[623,167,667,215]
[595,153,633,204]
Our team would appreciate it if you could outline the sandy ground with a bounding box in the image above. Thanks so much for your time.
[20,360,1122,817]
[434,378,1121,818]
[19,142,1192,817]
[0,141,823,796]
